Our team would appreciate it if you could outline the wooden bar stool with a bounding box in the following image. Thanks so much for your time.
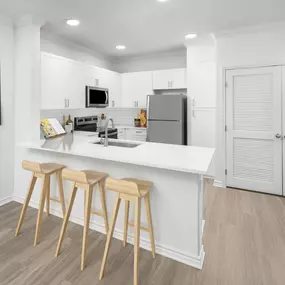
[99,177,155,285]
[55,168,109,271]
[15,160,66,246]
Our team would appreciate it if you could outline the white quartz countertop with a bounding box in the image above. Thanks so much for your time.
[20,133,215,175]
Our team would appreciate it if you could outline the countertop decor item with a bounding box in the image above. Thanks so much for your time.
[136,109,147,128]
[40,118,66,139]
[134,118,141,127]
[65,115,74,133]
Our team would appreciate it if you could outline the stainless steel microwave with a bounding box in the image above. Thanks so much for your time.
[86,86,109,108]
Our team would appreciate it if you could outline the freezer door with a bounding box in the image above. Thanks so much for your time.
[147,120,184,145]
[147,95,184,121]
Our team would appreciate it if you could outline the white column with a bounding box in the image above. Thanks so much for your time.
[0,17,15,201]
[14,15,42,143]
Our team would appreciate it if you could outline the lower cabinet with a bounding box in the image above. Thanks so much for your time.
[118,128,147,142]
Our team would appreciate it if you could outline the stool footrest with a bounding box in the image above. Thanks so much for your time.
[91,209,104,217]
[50,197,61,203]
[128,221,150,232]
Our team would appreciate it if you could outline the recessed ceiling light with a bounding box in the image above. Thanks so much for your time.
[66,19,80,27]
[157,0,168,2]
[116,45,126,50]
[185,34,197,39]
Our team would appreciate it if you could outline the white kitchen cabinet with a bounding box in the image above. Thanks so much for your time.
[189,62,216,108]
[121,71,153,108]
[41,53,121,110]
[126,128,147,142]
[41,53,69,109]
[153,68,187,90]
[118,128,126,140]
[104,70,121,108]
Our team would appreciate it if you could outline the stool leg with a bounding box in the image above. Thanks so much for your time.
[15,174,37,236]
[99,194,121,280]
[81,186,93,271]
[99,180,109,234]
[56,171,66,216]
[55,183,77,257]
[123,200,130,247]
[145,193,156,259]
[34,175,48,246]
[46,176,50,217]
[134,197,141,285]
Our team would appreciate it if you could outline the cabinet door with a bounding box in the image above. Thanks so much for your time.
[64,60,85,109]
[41,53,67,109]
[108,71,121,108]
[171,68,187,89]
[153,68,186,90]
[118,128,126,140]
[126,129,147,141]
[190,62,216,108]
[122,72,153,108]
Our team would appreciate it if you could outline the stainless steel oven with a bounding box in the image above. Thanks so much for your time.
[86,86,109,108]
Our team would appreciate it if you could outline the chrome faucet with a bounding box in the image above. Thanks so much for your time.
[104,118,115,147]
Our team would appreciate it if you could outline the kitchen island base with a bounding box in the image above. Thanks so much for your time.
[14,149,206,269]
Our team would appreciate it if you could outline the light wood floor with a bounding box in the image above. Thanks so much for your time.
[1,180,285,285]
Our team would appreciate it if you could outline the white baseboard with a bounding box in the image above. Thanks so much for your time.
[12,195,205,269]
[0,196,13,207]
[213,180,224,188]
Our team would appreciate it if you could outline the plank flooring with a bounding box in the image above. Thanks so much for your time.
[1,180,285,285]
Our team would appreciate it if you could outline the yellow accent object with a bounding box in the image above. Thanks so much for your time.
[138,109,147,127]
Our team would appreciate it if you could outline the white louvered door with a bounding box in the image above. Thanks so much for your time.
[226,66,282,195]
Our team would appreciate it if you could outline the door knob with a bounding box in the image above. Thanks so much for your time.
[275,133,282,138]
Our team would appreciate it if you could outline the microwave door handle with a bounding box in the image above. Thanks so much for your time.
[105,91,108,104]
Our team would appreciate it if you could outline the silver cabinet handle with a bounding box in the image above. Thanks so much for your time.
[192,97,196,107]
[275,133,282,138]
[112,100,115,107]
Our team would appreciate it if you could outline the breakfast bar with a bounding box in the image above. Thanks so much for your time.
[17,132,215,269]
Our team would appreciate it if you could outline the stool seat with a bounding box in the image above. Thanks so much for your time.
[83,170,109,185]
[41,163,65,174]
[123,178,153,196]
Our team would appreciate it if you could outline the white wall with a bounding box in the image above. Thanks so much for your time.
[112,48,186,73]
[0,19,15,202]
[41,31,113,70]
[215,22,285,186]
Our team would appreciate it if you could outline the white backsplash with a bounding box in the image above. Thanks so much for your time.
[40,108,141,127]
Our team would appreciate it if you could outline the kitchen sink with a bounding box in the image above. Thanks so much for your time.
[92,141,140,148]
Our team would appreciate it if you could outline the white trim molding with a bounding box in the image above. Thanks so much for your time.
[213,180,224,188]
[12,195,205,270]
[0,196,13,207]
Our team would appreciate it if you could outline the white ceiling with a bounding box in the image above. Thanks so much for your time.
[1,0,285,58]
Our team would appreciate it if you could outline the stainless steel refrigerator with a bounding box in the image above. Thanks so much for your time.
[146,94,187,145]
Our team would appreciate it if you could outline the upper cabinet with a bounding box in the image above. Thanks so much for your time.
[153,68,187,90]
[41,53,188,110]
[97,68,121,108]
[41,53,121,110]
[121,71,153,108]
